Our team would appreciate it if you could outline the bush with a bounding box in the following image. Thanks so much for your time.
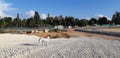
[0,30,4,33]
[52,34,60,38]
[49,29,60,32]
[61,33,70,38]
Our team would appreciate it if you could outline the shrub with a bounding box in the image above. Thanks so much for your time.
[61,33,70,38]
[49,29,60,32]
[52,34,60,38]
[0,30,5,33]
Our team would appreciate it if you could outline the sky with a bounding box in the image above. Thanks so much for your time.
[0,0,120,19]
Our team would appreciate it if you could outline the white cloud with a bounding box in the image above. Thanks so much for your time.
[82,17,91,20]
[96,14,105,17]
[26,10,35,17]
[41,13,47,19]
[0,12,12,17]
[26,10,47,19]
[0,0,15,18]
[96,14,111,20]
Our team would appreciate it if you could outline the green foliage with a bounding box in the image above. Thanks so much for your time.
[46,16,54,25]
[1,11,120,28]
[65,16,75,26]
[88,18,97,26]
[0,19,7,28]
[74,18,80,25]
[34,11,41,27]
[98,17,108,25]
[27,17,35,27]
[12,13,21,27]
[112,12,120,25]
[22,19,27,27]
[0,17,13,28]
[88,20,94,26]
[49,29,60,32]
[79,19,88,27]
[39,20,45,27]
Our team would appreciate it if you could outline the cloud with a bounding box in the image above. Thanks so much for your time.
[96,14,105,17]
[26,10,47,19]
[0,0,15,18]
[96,14,111,20]
[41,13,47,19]
[0,12,12,18]
[82,17,91,20]
[26,10,35,17]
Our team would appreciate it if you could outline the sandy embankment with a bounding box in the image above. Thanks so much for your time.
[0,33,120,58]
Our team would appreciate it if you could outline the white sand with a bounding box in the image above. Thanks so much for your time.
[0,33,39,49]
[0,33,120,58]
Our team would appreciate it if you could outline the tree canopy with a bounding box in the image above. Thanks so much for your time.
[112,12,120,25]
[0,11,120,28]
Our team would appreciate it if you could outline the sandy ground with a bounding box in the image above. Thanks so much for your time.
[0,33,120,58]
[29,30,120,40]
[64,31,120,40]
[99,28,120,32]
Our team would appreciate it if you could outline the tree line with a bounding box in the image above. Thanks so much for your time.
[0,11,120,28]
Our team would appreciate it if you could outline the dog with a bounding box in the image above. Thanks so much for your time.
[38,36,50,46]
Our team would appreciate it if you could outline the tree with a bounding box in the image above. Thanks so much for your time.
[47,16,54,26]
[88,18,97,26]
[58,15,64,25]
[13,13,21,27]
[54,15,64,26]
[98,17,108,25]
[0,19,7,28]
[79,19,88,27]
[60,17,66,26]
[65,16,75,26]
[39,20,45,27]
[2,10,120,28]
[27,17,35,27]
[74,18,80,26]
[22,19,27,27]
[53,16,59,26]
[112,11,120,25]
[88,20,94,26]
[42,20,47,26]
[90,18,98,24]
[34,11,41,27]
[3,17,12,27]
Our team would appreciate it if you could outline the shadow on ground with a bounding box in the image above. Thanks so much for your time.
[20,43,38,46]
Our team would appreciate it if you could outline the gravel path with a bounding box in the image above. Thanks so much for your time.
[22,37,120,58]
[0,34,120,58]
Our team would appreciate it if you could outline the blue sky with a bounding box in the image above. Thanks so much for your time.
[1,0,120,19]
